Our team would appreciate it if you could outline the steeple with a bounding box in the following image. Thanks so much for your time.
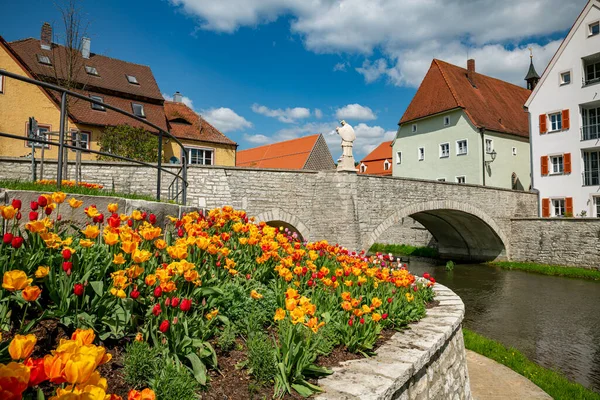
[525,48,541,90]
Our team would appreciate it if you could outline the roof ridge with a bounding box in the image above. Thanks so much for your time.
[240,149,312,163]
[435,58,529,92]
[239,134,320,152]
[433,59,463,108]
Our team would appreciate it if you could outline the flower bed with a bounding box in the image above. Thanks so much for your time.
[0,192,435,399]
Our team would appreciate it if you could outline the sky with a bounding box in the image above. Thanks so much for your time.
[0,0,587,160]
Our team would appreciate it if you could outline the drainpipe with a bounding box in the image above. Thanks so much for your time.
[524,106,540,216]
[479,127,486,186]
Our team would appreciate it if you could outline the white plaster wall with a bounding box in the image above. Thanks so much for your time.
[484,131,531,190]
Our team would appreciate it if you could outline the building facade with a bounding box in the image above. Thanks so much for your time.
[392,59,532,190]
[358,141,393,175]
[526,0,600,217]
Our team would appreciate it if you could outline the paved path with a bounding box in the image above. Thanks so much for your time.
[467,350,552,400]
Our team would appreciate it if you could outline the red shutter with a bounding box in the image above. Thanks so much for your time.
[564,153,572,174]
[566,197,573,215]
[539,114,547,134]
[541,156,549,176]
[562,109,570,130]
[542,198,551,217]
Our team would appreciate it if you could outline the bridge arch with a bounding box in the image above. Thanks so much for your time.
[254,208,310,242]
[365,200,509,262]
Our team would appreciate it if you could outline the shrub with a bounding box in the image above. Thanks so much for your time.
[151,359,199,400]
[246,331,277,384]
[123,340,162,388]
[217,323,237,353]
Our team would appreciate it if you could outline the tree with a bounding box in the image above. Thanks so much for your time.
[97,124,160,163]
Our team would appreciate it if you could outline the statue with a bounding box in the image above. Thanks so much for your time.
[335,120,357,172]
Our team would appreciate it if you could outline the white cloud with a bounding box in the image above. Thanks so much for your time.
[251,103,311,123]
[201,107,253,132]
[335,104,377,121]
[333,62,349,72]
[169,0,585,87]
[244,133,272,145]
[163,93,195,110]
[314,108,323,119]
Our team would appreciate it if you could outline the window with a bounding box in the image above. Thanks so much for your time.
[440,143,449,158]
[0,71,4,94]
[186,147,213,165]
[590,21,600,36]
[585,60,600,85]
[437,178,446,182]
[132,103,145,117]
[37,54,51,66]
[396,151,402,164]
[27,124,50,148]
[85,65,99,76]
[411,124,417,133]
[594,196,600,217]
[360,164,367,173]
[383,160,391,171]
[70,131,90,150]
[583,150,600,186]
[550,155,564,174]
[582,107,600,140]
[444,116,450,126]
[126,75,139,84]
[485,139,493,153]
[90,95,105,111]
[560,71,571,85]
[456,176,466,184]
[549,112,562,131]
[552,198,565,217]
[418,147,424,161]
[456,139,468,155]
[512,147,517,156]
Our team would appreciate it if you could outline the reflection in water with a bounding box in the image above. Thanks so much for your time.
[407,261,600,393]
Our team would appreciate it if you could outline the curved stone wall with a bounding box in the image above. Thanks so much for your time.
[316,284,471,400]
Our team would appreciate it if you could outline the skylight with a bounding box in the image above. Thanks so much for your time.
[37,54,52,66]
[85,65,99,76]
[132,103,145,118]
[126,75,139,84]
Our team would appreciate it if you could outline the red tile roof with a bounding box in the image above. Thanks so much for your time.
[164,101,237,146]
[359,141,393,176]
[400,59,530,138]
[361,141,392,162]
[236,134,321,169]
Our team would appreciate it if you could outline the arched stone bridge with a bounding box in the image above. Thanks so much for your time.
[186,167,538,262]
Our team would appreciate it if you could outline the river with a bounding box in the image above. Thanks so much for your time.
[407,260,600,393]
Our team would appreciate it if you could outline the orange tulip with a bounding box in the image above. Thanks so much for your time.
[0,362,30,400]
[128,388,156,400]
[8,334,36,360]
[71,328,95,346]
[107,203,119,213]
[2,270,32,291]
[22,285,41,301]
[68,198,84,208]
[35,266,50,279]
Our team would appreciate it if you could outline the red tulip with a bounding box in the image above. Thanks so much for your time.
[165,297,171,307]
[11,199,22,210]
[153,286,162,298]
[348,319,353,326]
[3,233,13,244]
[177,228,184,238]
[331,276,337,282]
[57,214,62,221]
[152,304,161,316]
[159,320,169,333]
[360,318,365,325]
[73,283,84,296]
[44,207,52,216]
[15,212,22,221]
[127,219,133,227]
[62,261,73,272]
[387,297,393,303]
[37,196,47,207]
[30,201,39,211]
[25,357,47,386]
[179,298,192,312]
[11,236,24,249]
[382,313,388,320]
[307,280,313,287]
[423,273,430,280]
[108,215,120,229]
[171,297,179,308]
[413,286,418,292]
[29,211,38,221]
[141,212,147,220]
[149,214,157,225]
[429,277,436,283]
[130,290,140,299]
[62,248,72,260]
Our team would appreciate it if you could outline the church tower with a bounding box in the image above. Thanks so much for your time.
[525,49,541,90]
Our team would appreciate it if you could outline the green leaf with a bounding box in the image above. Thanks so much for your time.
[37,388,45,400]
[89,281,104,297]
[291,382,317,397]
[186,353,207,386]
[303,364,332,377]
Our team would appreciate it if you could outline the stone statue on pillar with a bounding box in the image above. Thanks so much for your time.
[336,120,357,172]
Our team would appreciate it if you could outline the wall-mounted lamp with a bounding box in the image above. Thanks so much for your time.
[485,150,497,165]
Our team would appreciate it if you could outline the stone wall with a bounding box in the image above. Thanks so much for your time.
[510,218,600,269]
[376,217,437,248]
[316,284,471,400]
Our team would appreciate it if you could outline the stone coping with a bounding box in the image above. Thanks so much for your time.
[511,217,600,221]
[316,283,465,400]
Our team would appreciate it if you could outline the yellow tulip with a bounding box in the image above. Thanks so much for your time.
[112,253,126,265]
[35,266,50,279]
[52,192,67,204]
[107,203,119,213]
[1,205,17,219]
[103,232,119,246]
[79,239,94,248]
[68,198,84,208]
[110,288,126,298]
[63,354,97,384]
[85,206,100,218]
[250,290,263,300]
[9,334,36,360]
[132,249,151,264]
[0,362,30,399]
[2,270,32,291]
[22,285,42,301]
[81,225,100,239]
[71,328,96,346]
[121,240,137,254]
[131,210,143,221]
[154,239,167,250]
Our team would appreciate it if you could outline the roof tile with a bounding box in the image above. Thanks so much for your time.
[236,134,321,169]
[164,101,236,146]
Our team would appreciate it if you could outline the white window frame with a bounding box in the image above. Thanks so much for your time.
[383,160,391,171]
[411,124,417,133]
[185,146,214,166]
[549,112,562,132]
[360,163,367,173]
[437,178,446,182]
[551,198,566,217]
[549,154,564,175]
[26,123,51,149]
[559,70,571,86]
[443,116,450,126]
[126,75,139,84]
[455,176,466,184]
[589,21,600,37]
[456,139,468,156]
[485,138,493,154]
[440,143,450,158]
[90,95,105,111]
[37,54,52,66]
[593,196,600,217]
[512,147,517,156]
[85,65,99,76]
[70,130,90,150]
[396,151,402,164]
[132,103,145,118]
[418,147,424,161]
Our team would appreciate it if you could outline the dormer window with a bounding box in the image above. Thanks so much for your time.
[589,21,599,37]
[360,164,367,173]
[37,54,52,66]
[85,65,99,76]
[126,75,139,85]
[383,160,391,171]
[90,95,105,111]
[132,103,145,118]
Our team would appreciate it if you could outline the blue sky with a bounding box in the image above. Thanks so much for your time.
[1,0,585,159]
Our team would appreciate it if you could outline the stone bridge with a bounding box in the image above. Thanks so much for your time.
[1,158,539,262]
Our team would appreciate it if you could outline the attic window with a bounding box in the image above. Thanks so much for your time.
[132,103,145,118]
[90,95,105,111]
[85,65,99,76]
[126,75,139,85]
[589,21,599,37]
[37,54,52,66]
[384,160,391,171]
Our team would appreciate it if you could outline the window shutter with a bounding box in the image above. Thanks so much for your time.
[564,153,572,174]
[566,197,573,215]
[541,156,549,176]
[539,114,547,134]
[542,198,551,217]
[562,109,570,130]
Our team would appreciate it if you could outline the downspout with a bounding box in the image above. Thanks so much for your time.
[524,105,540,217]
[479,127,486,186]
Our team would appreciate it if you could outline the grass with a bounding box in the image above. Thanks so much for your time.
[463,328,600,400]
[488,261,600,281]
[0,179,159,202]
[369,243,438,258]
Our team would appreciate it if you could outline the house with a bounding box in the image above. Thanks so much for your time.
[164,93,237,166]
[0,23,166,161]
[236,134,335,170]
[358,141,393,175]
[392,59,532,190]
[525,0,600,217]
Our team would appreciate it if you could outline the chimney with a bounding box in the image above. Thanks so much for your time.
[467,59,475,82]
[81,37,91,59]
[41,22,52,50]
[173,91,183,103]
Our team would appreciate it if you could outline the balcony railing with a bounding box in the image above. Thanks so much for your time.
[583,169,600,186]
[581,124,600,141]
[584,76,600,87]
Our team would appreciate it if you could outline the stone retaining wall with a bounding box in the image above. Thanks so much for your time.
[316,284,471,400]
[510,218,600,269]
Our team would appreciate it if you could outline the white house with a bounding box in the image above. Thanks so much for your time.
[526,0,600,217]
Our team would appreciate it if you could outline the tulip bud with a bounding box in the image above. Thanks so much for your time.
[152,304,161,316]
[15,212,22,221]
[159,320,170,333]
[141,212,148,220]
[3,233,13,244]
[11,236,23,249]
[382,313,388,320]
[29,211,38,221]
[62,261,73,272]
[57,214,62,221]
[429,277,436,284]
[387,297,393,303]
[423,273,430,280]
[179,298,192,312]
[331,276,337,282]
[62,248,72,260]
[177,228,184,238]
[130,290,140,299]
[127,219,133,227]
[73,283,84,296]
[171,297,180,308]
[37,196,47,207]
[165,297,171,307]
[149,214,157,225]
[360,318,365,325]
[348,319,353,326]
[11,199,22,210]
[44,207,52,216]
[30,201,39,211]
[153,286,162,298]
